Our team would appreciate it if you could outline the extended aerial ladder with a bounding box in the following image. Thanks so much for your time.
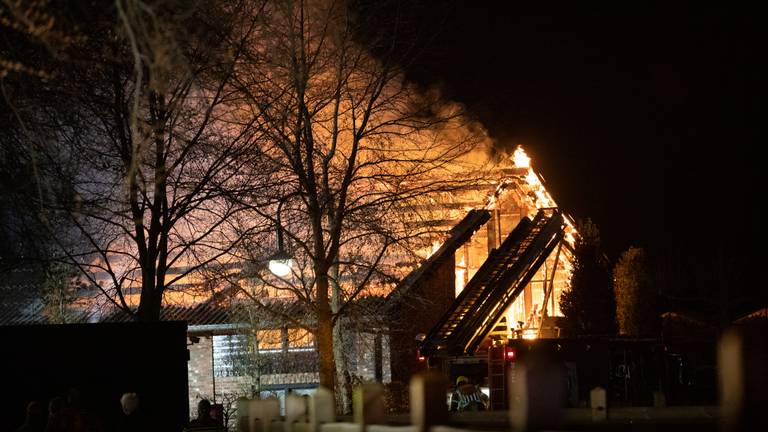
[420,208,565,357]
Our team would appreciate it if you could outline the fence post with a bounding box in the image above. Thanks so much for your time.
[719,325,768,432]
[509,357,566,431]
[237,397,250,432]
[309,387,335,432]
[410,371,448,432]
[354,382,385,427]
[589,387,607,423]
[249,397,280,432]
[286,393,309,432]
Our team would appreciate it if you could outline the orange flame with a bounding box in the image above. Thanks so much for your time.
[512,146,531,168]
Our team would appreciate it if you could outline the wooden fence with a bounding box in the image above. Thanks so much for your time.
[235,325,768,431]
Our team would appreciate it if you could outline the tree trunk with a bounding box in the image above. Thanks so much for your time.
[316,274,335,393]
[331,268,352,413]
[136,283,162,322]
[332,319,352,414]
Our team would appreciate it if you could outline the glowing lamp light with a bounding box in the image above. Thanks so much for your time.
[268,258,293,277]
[268,249,293,277]
[269,205,293,277]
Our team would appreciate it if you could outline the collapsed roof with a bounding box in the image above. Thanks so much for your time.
[421,208,566,357]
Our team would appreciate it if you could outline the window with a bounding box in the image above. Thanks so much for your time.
[257,329,283,351]
[213,334,252,377]
[287,328,314,350]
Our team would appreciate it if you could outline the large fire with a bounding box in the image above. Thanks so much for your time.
[511,146,577,247]
[73,141,574,344]
[449,145,579,341]
[512,146,531,168]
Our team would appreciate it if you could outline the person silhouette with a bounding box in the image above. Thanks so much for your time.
[16,400,44,432]
[117,393,148,432]
[62,387,103,432]
[209,403,224,428]
[45,396,67,432]
[183,399,224,432]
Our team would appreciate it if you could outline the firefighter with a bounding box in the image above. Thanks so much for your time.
[449,376,489,412]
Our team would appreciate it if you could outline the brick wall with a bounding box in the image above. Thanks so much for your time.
[390,255,455,383]
[188,336,214,414]
[215,375,252,398]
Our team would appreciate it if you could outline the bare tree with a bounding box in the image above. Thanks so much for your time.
[3,1,269,321]
[219,0,484,409]
[5,0,486,411]
[1,0,85,269]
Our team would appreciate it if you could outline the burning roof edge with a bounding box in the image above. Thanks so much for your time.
[386,209,491,305]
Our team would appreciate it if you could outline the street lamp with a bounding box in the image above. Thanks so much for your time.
[268,199,294,277]
[268,229,293,277]
[268,254,292,277]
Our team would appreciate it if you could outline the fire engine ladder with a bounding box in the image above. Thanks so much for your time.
[421,209,564,356]
[419,216,533,356]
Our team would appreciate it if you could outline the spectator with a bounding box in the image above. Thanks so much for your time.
[117,393,147,432]
[16,400,45,432]
[210,403,225,428]
[62,387,103,432]
[45,397,67,432]
[183,399,224,432]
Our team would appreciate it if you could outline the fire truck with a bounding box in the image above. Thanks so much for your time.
[415,208,716,408]
[426,336,716,409]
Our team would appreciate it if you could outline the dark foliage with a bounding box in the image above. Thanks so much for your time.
[559,219,615,336]
[613,247,659,336]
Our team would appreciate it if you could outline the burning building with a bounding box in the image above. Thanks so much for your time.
[0,145,577,415]
[386,145,577,384]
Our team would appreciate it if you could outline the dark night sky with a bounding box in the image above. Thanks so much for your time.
[395,3,764,264]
